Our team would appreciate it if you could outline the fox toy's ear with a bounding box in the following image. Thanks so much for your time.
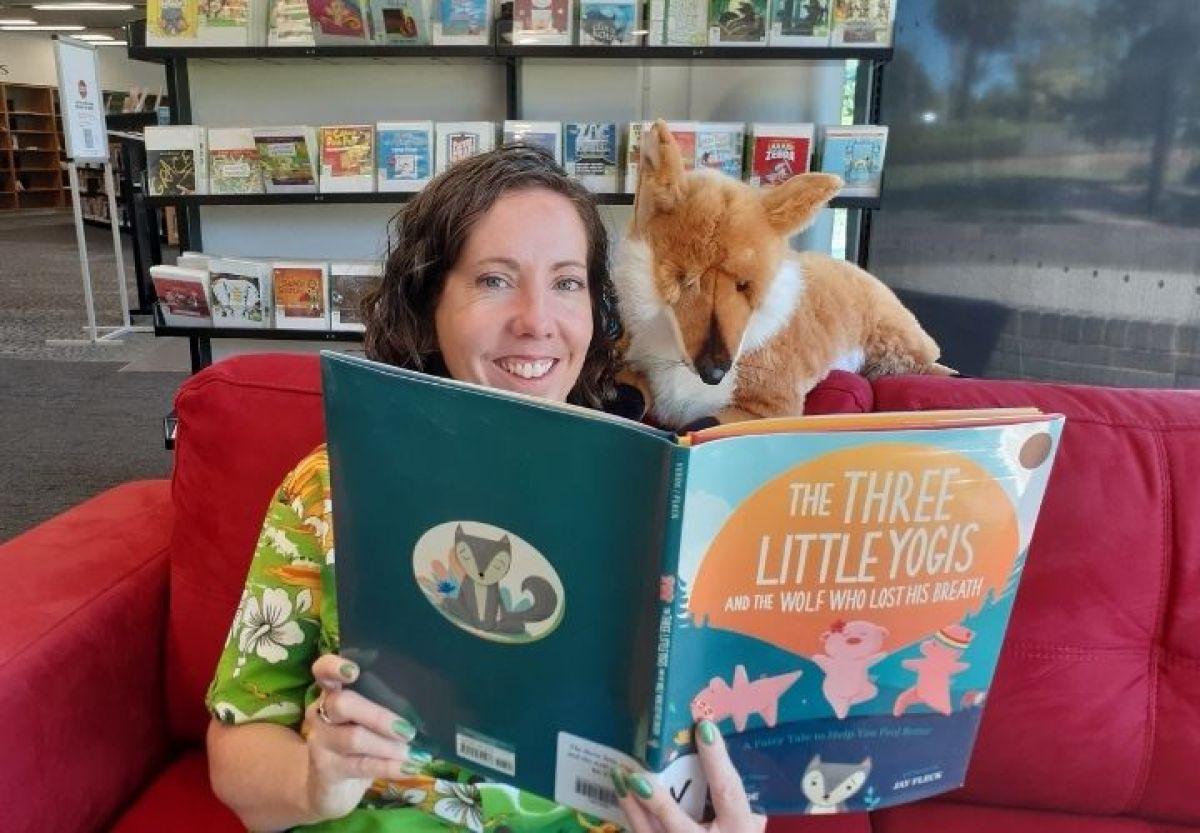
[632,119,686,235]
[759,172,843,237]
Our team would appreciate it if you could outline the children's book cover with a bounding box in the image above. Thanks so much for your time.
[830,0,892,47]
[377,122,433,192]
[435,122,495,174]
[503,121,563,163]
[268,0,316,44]
[434,0,489,42]
[254,128,318,192]
[146,148,197,196]
[329,262,383,331]
[513,0,572,44]
[198,0,250,44]
[371,0,430,43]
[819,125,887,198]
[323,352,1064,823]
[320,125,375,193]
[150,266,212,327]
[307,0,371,41]
[663,0,706,45]
[564,122,618,193]
[578,0,639,46]
[708,0,767,45]
[769,0,828,45]
[149,0,199,41]
[209,128,264,195]
[749,124,814,187]
[273,262,330,330]
[697,123,744,179]
[208,258,270,328]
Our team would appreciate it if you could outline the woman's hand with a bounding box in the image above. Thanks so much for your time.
[614,720,766,833]
[301,653,424,820]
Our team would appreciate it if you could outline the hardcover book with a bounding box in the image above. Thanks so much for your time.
[253,127,319,193]
[323,352,1064,822]
[208,257,271,328]
[564,122,619,193]
[148,0,199,45]
[513,0,573,44]
[503,120,563,163]
[818,125,888,198]
[377,121,434,192]
[371,0,431,44]
[307,0,372,43]
[320,125,375,193]
[272,261,330,330]
[829,0,893,47]
[435,122,495,175]
[708,0,768,46]
[432,0,490,44]
[150,265,212,327]
[208,127,265,195]
[329,261,384,331]
[696,122,745,179]
[769,0,829,46]
[196,0,253,45]
[748,122,815,187]
[268,0,316,45]
[145,125,207,196]
[578,0,640,45]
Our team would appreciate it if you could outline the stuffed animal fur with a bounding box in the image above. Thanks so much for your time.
[612,119,953,430]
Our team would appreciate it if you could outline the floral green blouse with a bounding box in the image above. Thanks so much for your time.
[207,446,607,833]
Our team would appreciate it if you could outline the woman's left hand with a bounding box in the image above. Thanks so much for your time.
[614,720,766,833]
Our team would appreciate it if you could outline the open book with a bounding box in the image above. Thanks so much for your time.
[322,352,1064,821]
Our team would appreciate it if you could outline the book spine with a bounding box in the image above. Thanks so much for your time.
[646,444,689,771]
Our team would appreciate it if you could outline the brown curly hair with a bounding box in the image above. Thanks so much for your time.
[361,144,620,410]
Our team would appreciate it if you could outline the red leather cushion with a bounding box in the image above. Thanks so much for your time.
[167,353,326,743]
[872,376,1200,824]
[110,749,242,833]
[805,370,874,415]
[873,799,1199,832]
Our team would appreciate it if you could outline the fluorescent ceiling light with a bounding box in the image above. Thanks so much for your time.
[0,17,39,24]
[33,3,135,9]
[2,23,86,29]
[75,32,114,39]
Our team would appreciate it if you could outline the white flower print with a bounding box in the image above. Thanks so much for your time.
[433,780,484,833]
[263,524,301,559]
[238,587,304,663]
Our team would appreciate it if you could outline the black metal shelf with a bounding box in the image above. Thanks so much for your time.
[154,323,364,341]
[145,191,880,209]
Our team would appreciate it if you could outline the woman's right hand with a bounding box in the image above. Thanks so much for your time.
[301,653,423,821]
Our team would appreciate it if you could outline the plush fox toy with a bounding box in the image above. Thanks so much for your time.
[612,120,952,430]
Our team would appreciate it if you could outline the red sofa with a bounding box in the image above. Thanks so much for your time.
[4,353,1199,833]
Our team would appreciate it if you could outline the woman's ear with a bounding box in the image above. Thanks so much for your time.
[759,172,843,237]
[631,119,686,237]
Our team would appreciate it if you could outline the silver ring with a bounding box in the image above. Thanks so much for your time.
[317,698,334,725]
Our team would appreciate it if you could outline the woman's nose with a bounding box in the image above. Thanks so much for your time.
[511,286,553,338]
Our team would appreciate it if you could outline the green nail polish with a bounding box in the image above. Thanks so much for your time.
[630,774,654,799]
[393,718,416,740]
[609,767,629,799]
[340,662,359,682]
[408,749,433,765]
[697,720,718,746]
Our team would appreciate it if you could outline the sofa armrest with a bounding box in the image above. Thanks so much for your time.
[0,480,175,833]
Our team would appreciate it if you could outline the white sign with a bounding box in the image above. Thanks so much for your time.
[53,36,108,162]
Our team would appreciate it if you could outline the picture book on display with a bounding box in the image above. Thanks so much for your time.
[320,125,375,193]
[512,0,573,44]
[329,261,383,331]
[273,262,330,330]
[564,122,619,193]
[253,127,319,193]
[195,0,256,46]
[208,127,265,195]
[145,126,207,196]
[769,0,830,45]
[578,0,640,45]
[209,258,271,328]
[696,122,744,179]
[748,123,815,187]
[708,0,768,45]
[371,0,431,44]
[830,0,893,47]
[654,0,707,45]
[306,0,371,43]
[150,265,212,327]
[377,121,434,192]
[432,0,490,44]
[819,125,887,198]
[435,122,495,175]
[147,0,199,45]
[503,121,563,164]
[323,352,1064,822]
[268,0,316,45]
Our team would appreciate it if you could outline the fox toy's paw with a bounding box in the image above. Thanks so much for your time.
[679,415,721,434]
[609,383,648,421]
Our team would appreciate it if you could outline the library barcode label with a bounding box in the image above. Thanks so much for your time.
[456,729,516,776]
[574,777,619,808]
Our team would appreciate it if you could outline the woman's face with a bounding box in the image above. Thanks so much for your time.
[434,188,594,403]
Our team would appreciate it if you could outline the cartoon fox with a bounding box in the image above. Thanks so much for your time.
[441,525,559,636]
[613,119,952,430]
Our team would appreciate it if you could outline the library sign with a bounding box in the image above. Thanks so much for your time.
[52,36,108,162]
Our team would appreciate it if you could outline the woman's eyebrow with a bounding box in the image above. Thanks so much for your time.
[471,257,587,271]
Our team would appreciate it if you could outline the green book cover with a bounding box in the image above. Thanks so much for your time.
[324,352,1064,820]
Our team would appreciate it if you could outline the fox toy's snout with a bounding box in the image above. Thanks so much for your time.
[695,325,733,385]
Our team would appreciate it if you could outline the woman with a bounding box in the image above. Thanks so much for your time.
[206,145,764,833]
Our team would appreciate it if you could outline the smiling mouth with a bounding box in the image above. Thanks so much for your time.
[494,358,558,380]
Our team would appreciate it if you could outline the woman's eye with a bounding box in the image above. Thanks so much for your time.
[555,277,586,291]
[479,275,510,289]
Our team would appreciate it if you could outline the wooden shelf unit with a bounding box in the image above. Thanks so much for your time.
[0,83,67,210]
